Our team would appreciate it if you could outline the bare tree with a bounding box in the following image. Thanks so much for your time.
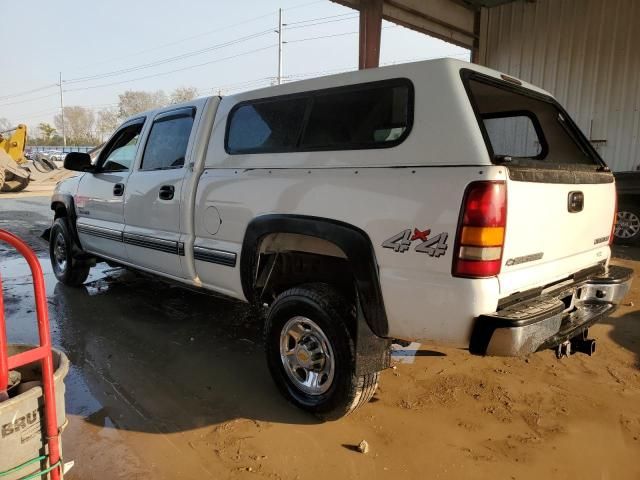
[118,90,167,118]
[54,106,96,145]
[96,109,119,141]
[170,87,199,104]
[0,118,11,132]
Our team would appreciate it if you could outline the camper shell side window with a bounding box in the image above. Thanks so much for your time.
[225,78,414,155]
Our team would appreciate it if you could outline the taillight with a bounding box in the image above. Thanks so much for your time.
[609,190,618,246]
[453,181,507,278]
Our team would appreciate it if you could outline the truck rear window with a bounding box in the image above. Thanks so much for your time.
[465,74,601,168]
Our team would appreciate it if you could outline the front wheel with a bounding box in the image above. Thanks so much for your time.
[264,284,379,420]
[49,218,91,286]
[614,203,640,245]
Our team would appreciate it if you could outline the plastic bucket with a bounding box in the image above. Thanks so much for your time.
[0,345,68,479]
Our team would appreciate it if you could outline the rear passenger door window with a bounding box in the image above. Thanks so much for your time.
[140,108,195,170]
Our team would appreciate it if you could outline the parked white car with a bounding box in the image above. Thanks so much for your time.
[47,59,632,419]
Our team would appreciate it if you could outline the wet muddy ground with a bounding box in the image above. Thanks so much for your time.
[1,195,640,479]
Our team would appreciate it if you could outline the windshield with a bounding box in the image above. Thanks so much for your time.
[466,75,600,168]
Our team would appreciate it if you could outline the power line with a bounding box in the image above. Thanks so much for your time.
[64,29,275,85]
[0,92,59,108]
[68,0,326,74]
[0,84,58,102]
[68,11,279,74]
[21,102,120,121]
[64,45,277,93]
[285,30,359,43]
[285,25,396,44]
[64,13,361,87]
[196,77,277,97]
[284,15,359,30]
[284,12,356,26]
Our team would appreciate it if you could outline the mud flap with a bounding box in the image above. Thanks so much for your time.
[355,297,391,376]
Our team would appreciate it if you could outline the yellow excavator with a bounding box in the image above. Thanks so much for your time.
[0,124,31,192]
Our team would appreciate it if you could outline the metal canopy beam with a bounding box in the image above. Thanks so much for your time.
[330,0,517,68]
[332,0,477,50]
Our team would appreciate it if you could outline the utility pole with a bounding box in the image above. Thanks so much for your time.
[58,72,66,147]
[277,8,283,85]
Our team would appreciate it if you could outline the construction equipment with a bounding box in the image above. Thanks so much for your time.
[0,124,31,193]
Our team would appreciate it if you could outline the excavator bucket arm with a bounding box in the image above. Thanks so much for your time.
[0,124,30,193]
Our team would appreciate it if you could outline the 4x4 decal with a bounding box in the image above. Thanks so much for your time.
[382,228,448,257]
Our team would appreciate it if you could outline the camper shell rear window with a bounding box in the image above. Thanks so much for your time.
[225,78,414,155]
[461,70,605,170]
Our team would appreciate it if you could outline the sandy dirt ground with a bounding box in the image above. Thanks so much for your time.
[0,194,639,480]
[0,169,74,199]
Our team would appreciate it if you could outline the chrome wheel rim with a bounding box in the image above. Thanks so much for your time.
[279,316,335,395]
[615,210,640,239]
[53,232,67,272]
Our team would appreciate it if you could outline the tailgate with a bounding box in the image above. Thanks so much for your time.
[499,176,615,295]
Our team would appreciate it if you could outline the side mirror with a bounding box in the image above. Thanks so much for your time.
[63,152,93,172]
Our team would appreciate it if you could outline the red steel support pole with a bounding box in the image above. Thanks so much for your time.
[0,230,61,480]
[0,275,8,396]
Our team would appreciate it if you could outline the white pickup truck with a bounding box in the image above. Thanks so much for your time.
[48,59,632,419]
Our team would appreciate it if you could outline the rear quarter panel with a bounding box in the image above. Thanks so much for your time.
[194,166,506,345]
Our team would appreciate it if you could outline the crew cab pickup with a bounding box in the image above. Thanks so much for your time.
[48,59,633,419]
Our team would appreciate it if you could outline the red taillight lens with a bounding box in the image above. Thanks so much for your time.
[453,181,507,278]
[462,182,507,227]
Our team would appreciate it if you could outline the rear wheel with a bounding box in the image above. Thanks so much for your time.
[265,284,379,420]
[615,203,640,245]
[49,218,91,286]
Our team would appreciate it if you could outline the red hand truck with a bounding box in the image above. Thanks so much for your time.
[0,229,62,480]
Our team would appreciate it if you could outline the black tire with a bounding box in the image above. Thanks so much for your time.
[49,218,91,286]
[5,174,29,193]
[265,283,379,420]
[614,203,640,245]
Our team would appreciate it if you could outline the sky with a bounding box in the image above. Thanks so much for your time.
[0,0,469,136]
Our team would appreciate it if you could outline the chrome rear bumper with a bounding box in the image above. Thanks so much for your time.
[471,265,633,356]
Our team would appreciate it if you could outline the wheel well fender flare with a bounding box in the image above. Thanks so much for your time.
[240,214,388,337]
[50,193,82,248]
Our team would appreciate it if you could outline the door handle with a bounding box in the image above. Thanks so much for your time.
[159,185,175,200]
[113,183,124,196]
